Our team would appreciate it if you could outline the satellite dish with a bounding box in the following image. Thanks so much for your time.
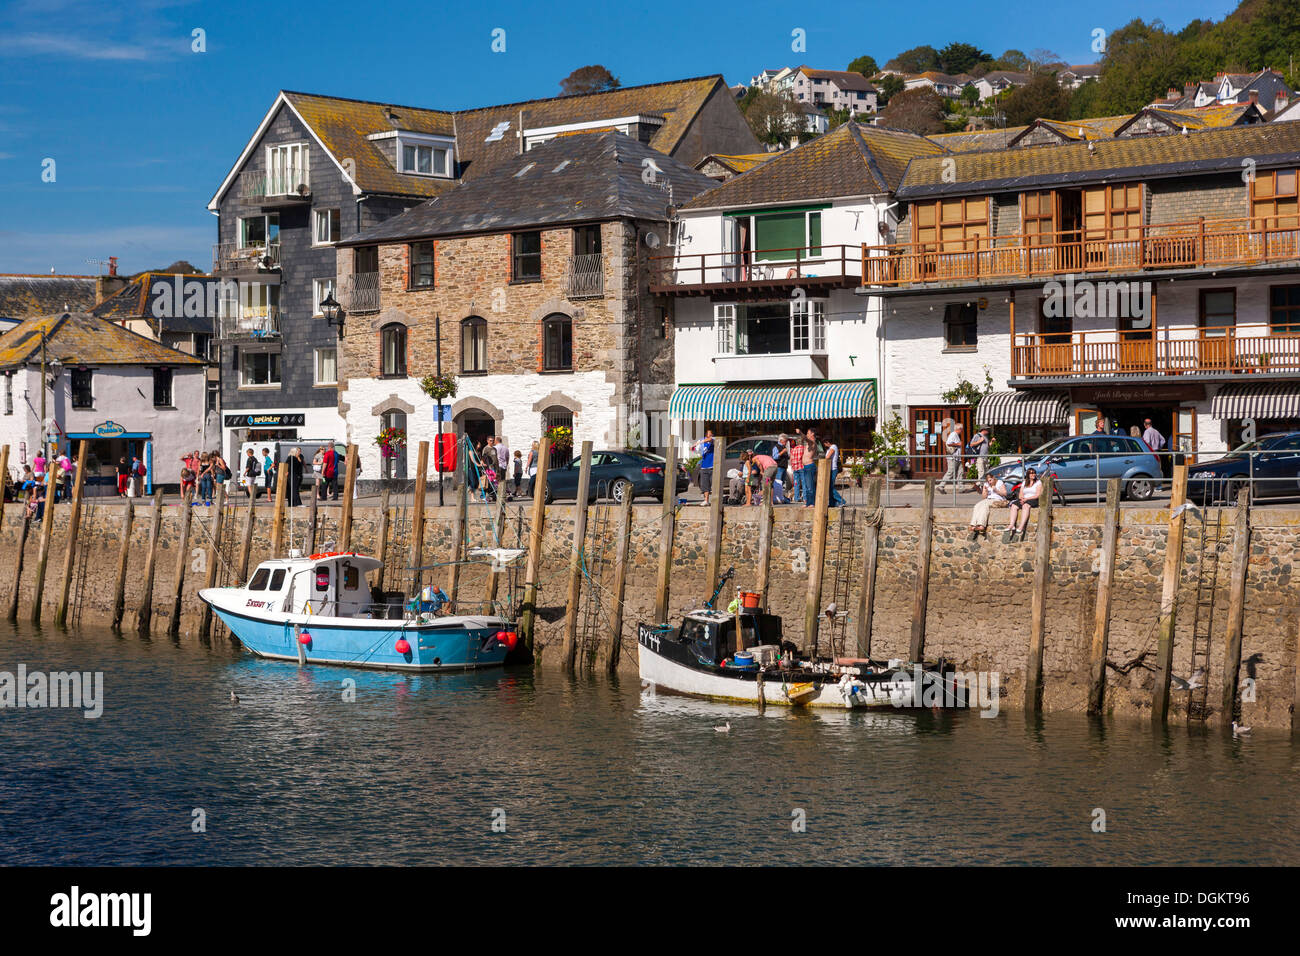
[297,183,311,197]
[645,232,662,249]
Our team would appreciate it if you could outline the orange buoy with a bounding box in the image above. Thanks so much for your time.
[395,639,411,655]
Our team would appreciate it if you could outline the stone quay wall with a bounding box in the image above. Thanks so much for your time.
[1,497,1297,729]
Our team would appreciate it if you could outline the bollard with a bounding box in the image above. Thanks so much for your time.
[198,484,228,641]
[1024,474,1055,713]
[136,490,165,635]
[1153,465,1189,725]
[110,501,135,630]
[803,459,831,655]
[1220,487,1251,723]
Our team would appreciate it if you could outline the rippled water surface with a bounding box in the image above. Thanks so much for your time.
[1,621,1297,865]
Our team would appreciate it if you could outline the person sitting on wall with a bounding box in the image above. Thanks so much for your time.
[1004,467,1043,543]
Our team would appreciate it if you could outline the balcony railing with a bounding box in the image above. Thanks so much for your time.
[1012,324,1300,378]
[239,166,311,202]
[861,217,1300,287]
[339,271,380,313]
[650,244,864,291]
[565,254,605,298]
[213,241,281,273]
[217,305,281,340]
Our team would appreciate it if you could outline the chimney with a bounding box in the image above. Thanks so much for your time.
[93,255,128,305]
[1248,90,1260,106]
[1184,82,1195,97]
[1167,87,1178,100]
[1277,91,1290,111]
[108,255,118,276]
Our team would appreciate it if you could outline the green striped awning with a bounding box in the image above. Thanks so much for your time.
[668,380,878,423]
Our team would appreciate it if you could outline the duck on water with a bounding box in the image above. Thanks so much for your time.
[199,551,520,672]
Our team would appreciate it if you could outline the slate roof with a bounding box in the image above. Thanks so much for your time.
[897,121,1300,199]
[680,122,945,210]
[696,152,779,175]
[797,67,877,93]
[339,131,719,244]
[0,274,97,321]
[0,312,206,370]
[91,273,219,335]
[930,127,1030,152]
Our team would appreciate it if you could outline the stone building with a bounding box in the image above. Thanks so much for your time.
[333,131,718,486]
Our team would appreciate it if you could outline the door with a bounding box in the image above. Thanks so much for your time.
[721,218,740,282]
[1056,189,1083,271]
[908,406,971,476]
[1173,407,1197,467]
[1197,289,1236,372]
[1074,407,1100,436]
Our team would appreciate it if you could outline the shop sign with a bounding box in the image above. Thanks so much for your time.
[93,421,126,439]
[1071,384,1205,405]
[224,414,306,428]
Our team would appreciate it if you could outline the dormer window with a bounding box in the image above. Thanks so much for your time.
[392,132,454,177]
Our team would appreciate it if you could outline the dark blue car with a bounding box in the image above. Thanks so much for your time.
[1187,432,1300,504]
[537,449,690,504]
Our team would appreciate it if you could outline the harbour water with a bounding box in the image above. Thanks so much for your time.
[1,621,1297,866]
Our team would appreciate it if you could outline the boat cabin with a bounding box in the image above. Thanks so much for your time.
[678,609,783,664]
[243,553,386,618]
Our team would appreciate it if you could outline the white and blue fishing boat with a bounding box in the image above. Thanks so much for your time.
[199,551,519,672]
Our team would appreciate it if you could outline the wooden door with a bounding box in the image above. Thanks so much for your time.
[908,405,972,476]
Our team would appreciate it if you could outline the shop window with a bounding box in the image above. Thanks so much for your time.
[512,231,542,281]
[153,368,173,407]
[1270,285,1300,334]
[461,316,487,373]
[71,368,94,409]
[380,324,407,377]
[543,314,572,370]
[943,303,977,350]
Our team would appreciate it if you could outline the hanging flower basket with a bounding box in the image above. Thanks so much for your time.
[375,427,407,459]
[545,425,573,453]
[419,374,458,401]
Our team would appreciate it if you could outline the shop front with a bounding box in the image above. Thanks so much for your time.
[223,412,306,461]
[1069,383,1205,470]
[1211,383,1300,447]
[63,420,152,497]
[975,390,1071,458]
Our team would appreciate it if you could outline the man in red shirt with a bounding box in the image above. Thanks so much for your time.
[322,445,338,500]
[789,438,806,505]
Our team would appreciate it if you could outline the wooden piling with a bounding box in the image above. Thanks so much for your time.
[110,501,135,630]
[1293,617,1300,735]
[0,445,8,529]
[339,442,359,551]
[268,463,288,557]
[375,488,391,591]
[855,476,883,657]
[754,479,775,611]
[54,440,89,628]
[1024,474,1056,713]
[410,441,429,591]
[6,513,32,623]
[167,488,196,637]
[446,466,468,609]
[562,440,595,673]
[135,491,165,635]
[1087,478,1122,716]
[28,463,59,624]
[198,484,227,641]
[908,478,935,662]
[484,485,507,611]
[1152,464,1189,725]
[519,437,551,651]
[654,436,677,624]
[1220,487,1251,723]
[602,490,636,675]
[237,490,257,584]
[803,459,831,655]
[306,482,319,555]
[704,434,726,598]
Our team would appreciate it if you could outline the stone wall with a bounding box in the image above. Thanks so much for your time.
[2,497,1297,729]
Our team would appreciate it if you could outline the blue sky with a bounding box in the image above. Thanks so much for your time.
[0,0,1241,276]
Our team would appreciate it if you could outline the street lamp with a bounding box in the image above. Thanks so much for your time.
[320,292,344,339]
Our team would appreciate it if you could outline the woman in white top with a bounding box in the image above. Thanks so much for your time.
[1005,467,1043,542]
[969,473,1008,538]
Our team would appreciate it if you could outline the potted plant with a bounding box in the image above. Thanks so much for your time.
[375,426,407,459]
[545,424,573,454]
[419,373,458,401]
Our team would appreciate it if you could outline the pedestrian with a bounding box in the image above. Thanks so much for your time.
[526,440,539,497]
[212,452,230,501]
[772,433,791,489]
[56,450,73,502]
[495,435,509,477]
[941,423,964,493]
[1142,418,1166,452]
[512,449,523,498]
[197,453,215,505]
[243,448,261,499]
[1005,467,1042,542]
[116,456,130,497]
[26,481,45,522]
[32,449,46,487]
[286,447,304,507]
[824,438,844,507]
[727,450,751,504]
[321,444,338,500]
[312,446,325,498]
[969,473,1009,539]
[130,455,146,497]
[752,447,778,500]
[1093,417,1108,435]
[969,426,992,487]
[262,447,276,498]
[694,429,716,506]
[789,432,807,507]
[180,451,197,500]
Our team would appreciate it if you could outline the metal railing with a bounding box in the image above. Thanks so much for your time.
[339,271,380,313]
[1013,324,1300,378]
[565,254,605,298]
[217,305,281,339]
[213,240,281,273]
[861,216,1300,287]
[239,166,311,201]
[650,244,865,289]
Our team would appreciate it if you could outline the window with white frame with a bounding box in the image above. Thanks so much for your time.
[240,350,281,387]
[714,304,736,355]
[313,208,341,245]
[713,300,826,355]
[399,136,452,177]
[266,143,309,195]
[791,299,826,351]
[314,347,338,386]
[239,213,279,249]
[4,372,13,415]
[313,278,335,316]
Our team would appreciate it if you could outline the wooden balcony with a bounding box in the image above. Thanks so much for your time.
[649,244,863,295]
[1012,324,1300,379]
[861,217,1300,288]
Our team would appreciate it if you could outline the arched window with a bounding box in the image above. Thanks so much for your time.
[542,313,572,371]
[461,316,487,373]
[380,409,408,480]
[380,323,407,377]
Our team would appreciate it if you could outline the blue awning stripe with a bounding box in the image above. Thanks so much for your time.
[668,380,877,423]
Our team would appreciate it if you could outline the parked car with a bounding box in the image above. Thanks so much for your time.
[688,435,789,490]
[1187,432,1300,504]
[536,449,690,504]
[987,434,1162,501]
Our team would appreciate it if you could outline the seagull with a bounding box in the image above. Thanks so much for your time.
[1244,653,1264,680]
[229,690,240,704]
[1170,501,1202,521]
[714,721,731,733]
[1170,667,1205,691]
[1232,721,1251,737]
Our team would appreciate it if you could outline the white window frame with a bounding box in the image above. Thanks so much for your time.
[266,143,309,195]
[313,208,341,246]
[239,350,282,389]
[714,304,736,355]
[3,373,12,416]
[396,133,454,178]
[314,346,338,386]
[239,213,279,249]
[312,278,336,317]
[790,299,826,352]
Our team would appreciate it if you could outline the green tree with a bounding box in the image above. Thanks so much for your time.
[885,44,940,73]
[877,87,945,134]
[960,83,980,106]
[742,88,803,146]
[998,49,1030,72]
[847,54,879,77]
[876,73,905,106]
[559,65,620,95]
[939,42,992,75]
[1002,73,1072,125]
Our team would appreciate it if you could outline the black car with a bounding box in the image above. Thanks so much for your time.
[1187,432,1300,504]
[536,449,690,504]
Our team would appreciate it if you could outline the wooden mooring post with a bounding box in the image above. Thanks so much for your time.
[0,445,9,529]
[28,464,59,624]
[306,483,319,554]
[339,443,359,552]
[803,459,831,654]
[268,464,288,557]
[198,483,228,641]
[855,477,883,657]
[1220,488,1251,723]
[6,513,32,623]
[410,440,429,591]
[602,490,635,675]
[376,488,391,591]
[908,478,935,662]
[135,490,165,635]
[654,436,677,623]
[54,440,89,629]
[1087,479,1122,716]
[562,440,595,673]
[167,488,196,637]
[1153,464,1189,725]
[237,491,257,584]
[110,501,135,630]
[446,465,468,609]
[1024,474,1056,713]
[519,437,551,651]
[484,485,507,611]
[704,435,726,599]
[754,480,775,611]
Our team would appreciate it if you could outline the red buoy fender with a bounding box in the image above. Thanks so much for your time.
[395,639,412,655]
[495,630,518,650]
[298,632,312,646]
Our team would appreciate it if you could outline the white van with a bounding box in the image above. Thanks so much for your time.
[235,440,347,490]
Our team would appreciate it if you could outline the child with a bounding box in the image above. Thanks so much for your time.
[512,449,523,498]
